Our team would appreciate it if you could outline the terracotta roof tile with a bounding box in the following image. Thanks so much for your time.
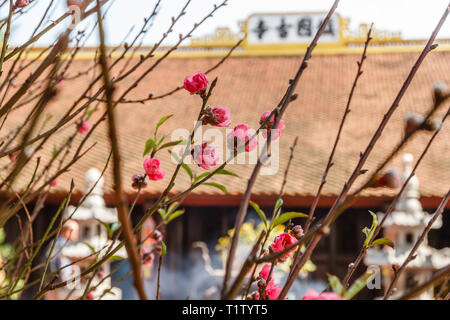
[1,51,449,203]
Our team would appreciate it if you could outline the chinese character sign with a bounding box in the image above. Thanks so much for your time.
[247,13,340,45]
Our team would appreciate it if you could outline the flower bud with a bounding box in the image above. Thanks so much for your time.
[184,72,208,94]
[9,151,20,162]
[200,106,231,127]
[405,112,441,136]
[151,230,163,243]
[257,279,266,290]
[67,0,85,9]
[291,225,304,239]
[77,120,91,134]
[14,0,28,9]
[433,81,449,105]
[154,243,163,255]
[404,112,424,136]
[422,119,442,131]
[143,252,154,266]
[371,169,403,189]
[392,264,400,273]
[131,173,148,190]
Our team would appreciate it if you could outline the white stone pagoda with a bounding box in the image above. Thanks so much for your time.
[60,168,127,300]
[364,153,450,299]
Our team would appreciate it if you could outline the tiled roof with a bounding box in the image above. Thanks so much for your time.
[2,51,450,206]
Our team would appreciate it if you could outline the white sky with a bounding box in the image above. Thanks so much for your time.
[6,0,450,46]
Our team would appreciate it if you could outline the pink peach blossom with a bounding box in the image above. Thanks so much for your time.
[193,143,219,170]
[270,232,298,260]
[227,124,258,152]
[184,72,208,94]
[143,158,165,181]
[51,178,58,187]
[260,110,285,141]
[301,289,344,300]
[201,106,231,127]
[259,264,274,287]
[259,264,271,280]
[264,283,282,300]
[77,121,91,134]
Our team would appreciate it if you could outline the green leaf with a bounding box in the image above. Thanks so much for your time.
[143,139,156,156]
[155,114,173,135]
[193,168,239,184]
[158,139,184,151]
[167,202,180,215]
[160,241,167,257]
[202,182,227,194]
[215,169,239,178]
[327,273,344,296]
[249,201,268,229]
[170,150,193,182]
[158,208,167,219]
[343,269,377,300]
[165,209,185,224]
[52,146,60,160]
[84,106,96,116]
[363,210,379,248]
[370,238,394,249]
[194,171,210,183]
[271,212,308,229]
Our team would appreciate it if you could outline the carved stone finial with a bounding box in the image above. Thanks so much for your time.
[85,168,104,195]
[396,153,421,213]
